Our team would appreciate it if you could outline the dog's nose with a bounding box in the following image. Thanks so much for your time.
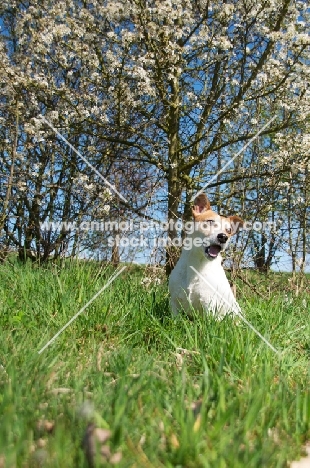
[217,233,228,244]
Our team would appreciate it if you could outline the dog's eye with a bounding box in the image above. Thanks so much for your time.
[226,227,232,234]
[206,220,214,224]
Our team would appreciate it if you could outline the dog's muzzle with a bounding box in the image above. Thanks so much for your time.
[204,244,221,258]
[204,233,228,259]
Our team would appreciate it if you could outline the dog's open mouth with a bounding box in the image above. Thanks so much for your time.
[205,244,222,259]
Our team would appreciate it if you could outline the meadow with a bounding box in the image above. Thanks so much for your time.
[0,259,309,467]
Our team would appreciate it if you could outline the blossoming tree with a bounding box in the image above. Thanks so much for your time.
[0,0,309,270]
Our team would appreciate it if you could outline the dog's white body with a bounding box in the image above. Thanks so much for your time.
[169,194,243,318]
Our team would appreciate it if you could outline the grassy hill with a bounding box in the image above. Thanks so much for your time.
[0,259,309,467]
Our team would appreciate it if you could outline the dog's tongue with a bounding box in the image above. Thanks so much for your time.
[208,245,221,257]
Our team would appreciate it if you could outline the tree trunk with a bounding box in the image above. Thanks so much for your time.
[165,69,182,276]
[253,233,268,273]
[166,168,182,275]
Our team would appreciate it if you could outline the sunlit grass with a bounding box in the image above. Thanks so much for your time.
[0,259,309,467]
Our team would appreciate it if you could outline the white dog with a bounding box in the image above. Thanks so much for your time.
[169,194,243,318]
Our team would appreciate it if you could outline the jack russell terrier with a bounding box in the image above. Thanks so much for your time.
[169,194,243,318]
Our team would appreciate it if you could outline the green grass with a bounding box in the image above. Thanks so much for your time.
[0,259,309,467]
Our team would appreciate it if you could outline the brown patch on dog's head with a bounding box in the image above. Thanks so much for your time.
[227,215,243,235]
[192,193,244,235]
[192,194,211,218]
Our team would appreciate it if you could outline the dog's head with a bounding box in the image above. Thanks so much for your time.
[191,194,243,260]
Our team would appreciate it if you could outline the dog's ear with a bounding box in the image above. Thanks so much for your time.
[192,194,211,218]
[228,216,243,235]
